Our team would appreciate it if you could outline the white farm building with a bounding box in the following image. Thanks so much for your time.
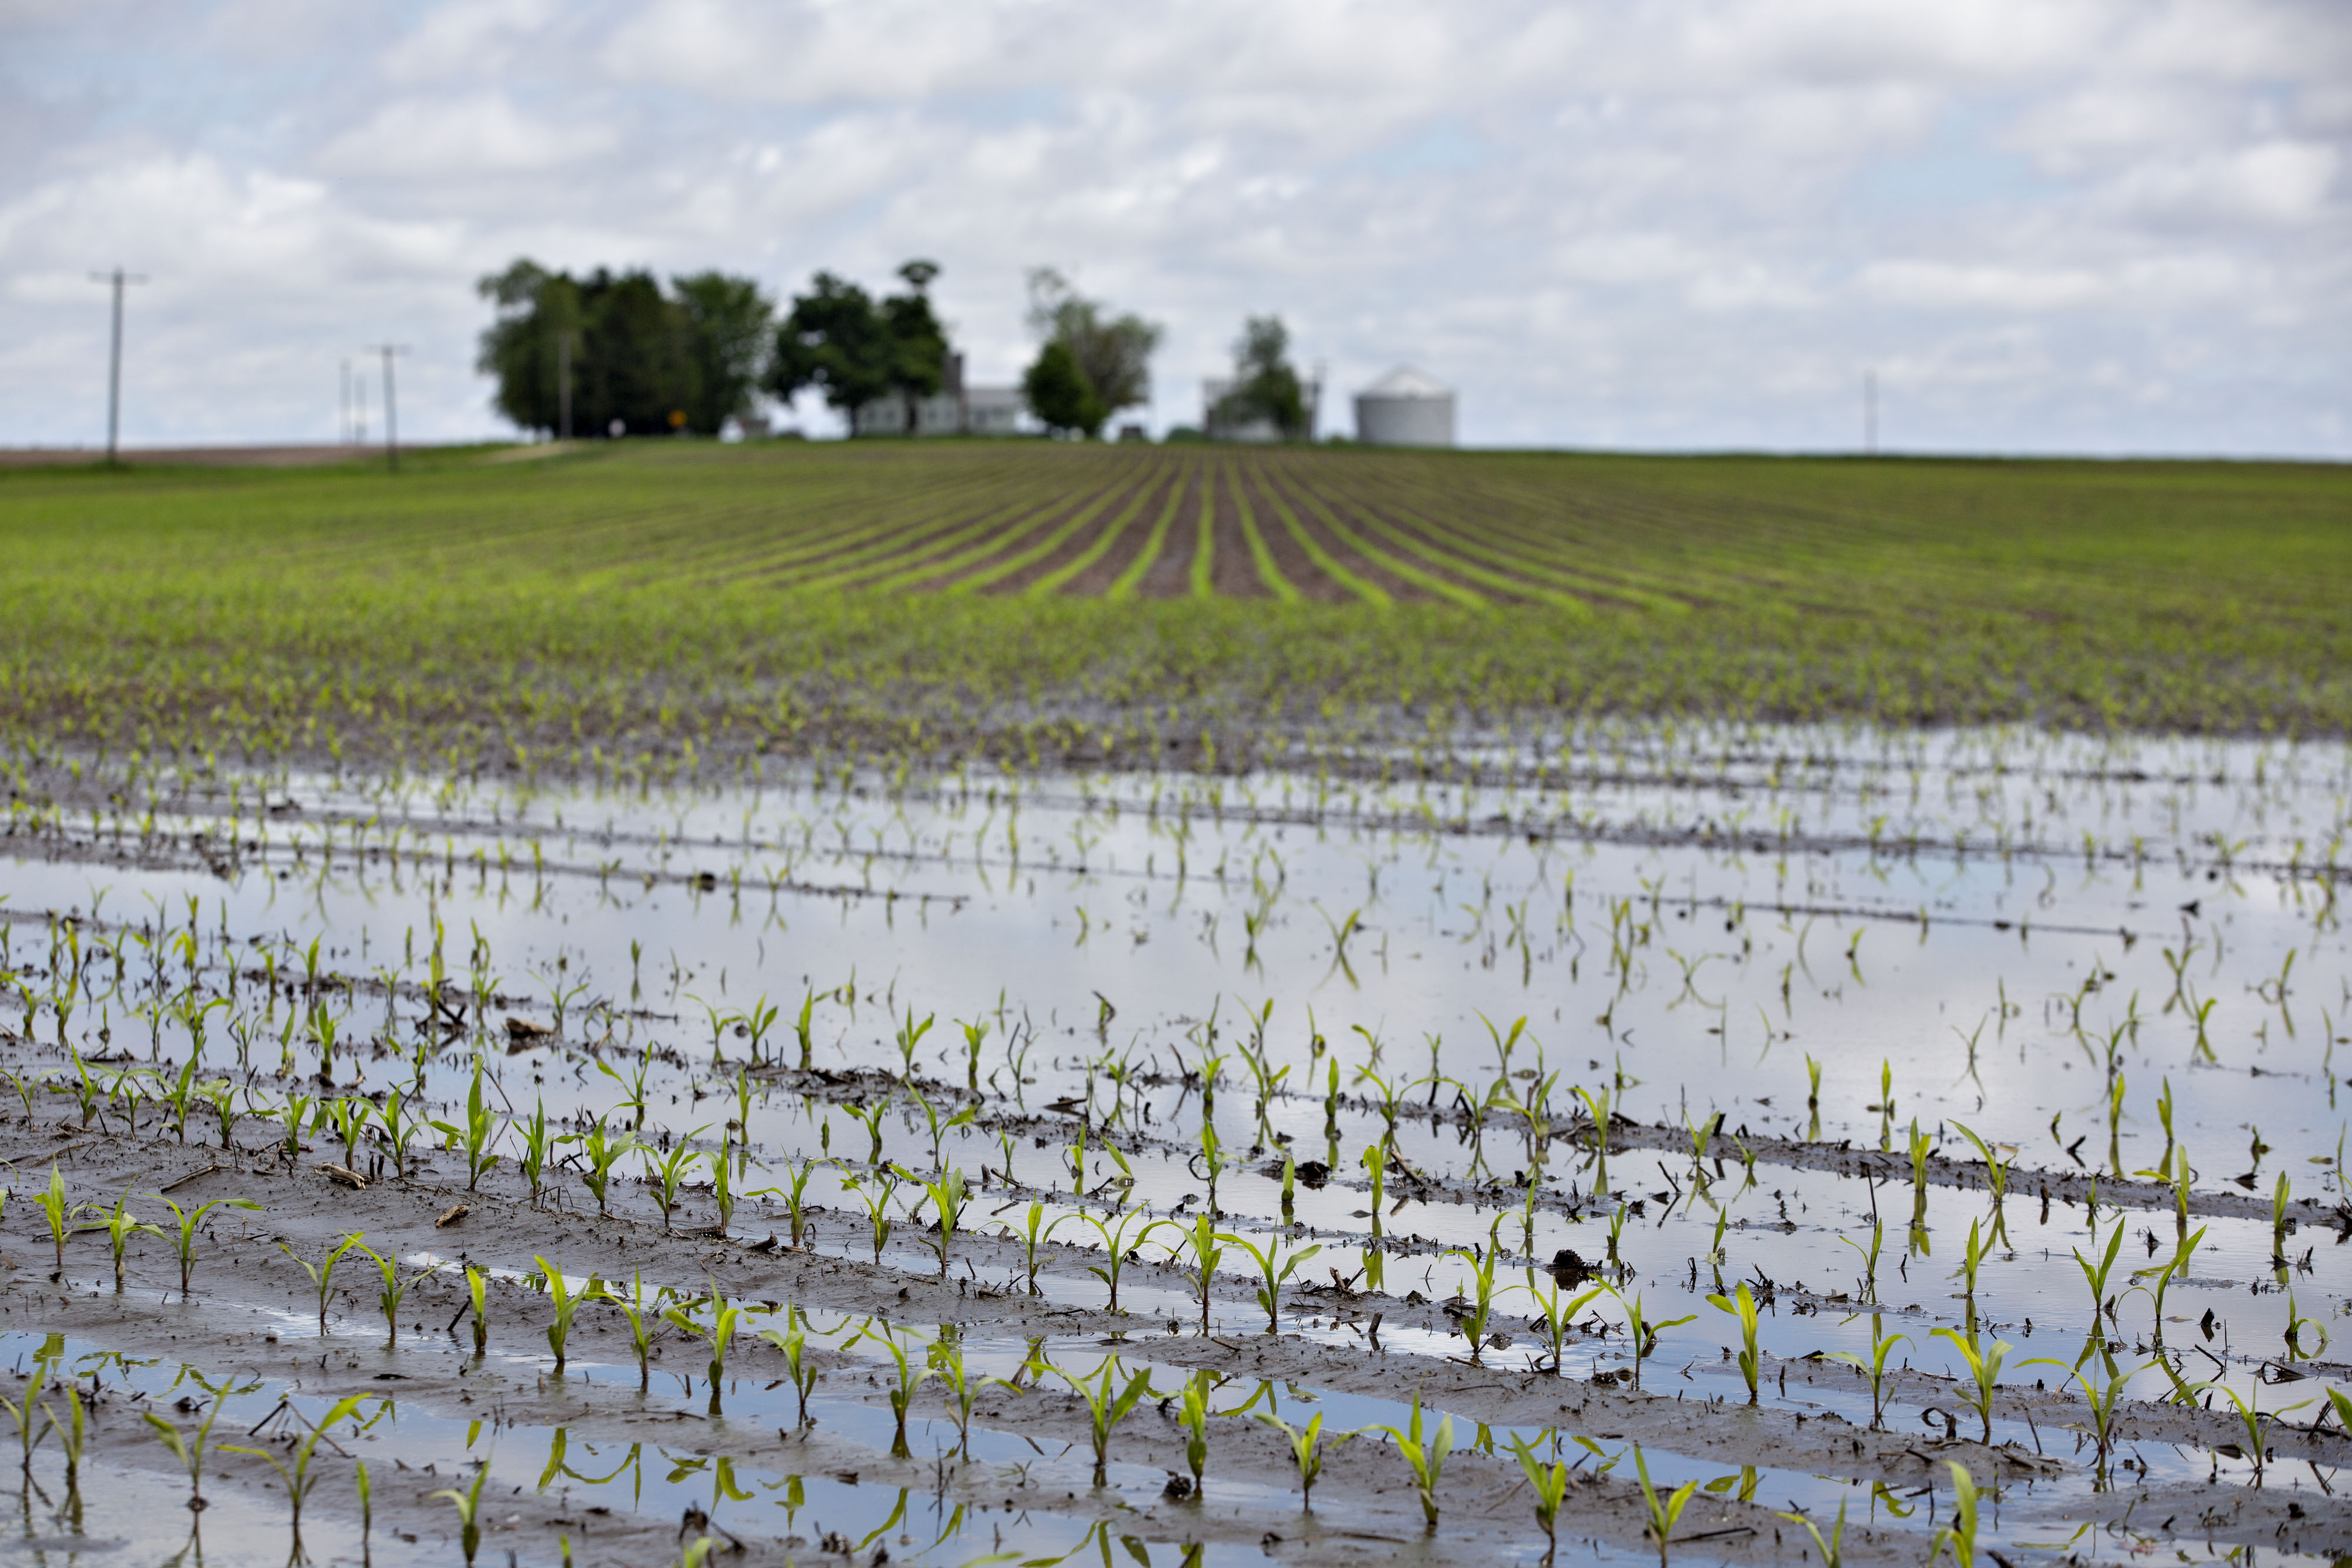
[1354,366,1455,447]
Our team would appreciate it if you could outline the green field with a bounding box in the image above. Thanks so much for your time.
[1,440,2345,775]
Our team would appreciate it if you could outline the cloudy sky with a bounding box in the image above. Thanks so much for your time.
[3,0,2346,453]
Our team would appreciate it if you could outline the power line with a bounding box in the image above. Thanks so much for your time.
[88,267,149,464]
[363,344,408,472]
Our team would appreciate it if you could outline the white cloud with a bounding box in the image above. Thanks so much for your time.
[0,0,2343,455]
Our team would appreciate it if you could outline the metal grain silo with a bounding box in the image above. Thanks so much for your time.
[1354,366,1455,446]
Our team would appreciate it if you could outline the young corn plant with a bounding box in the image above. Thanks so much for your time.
[1,1363,49,1480]
[2074,1222,2126,1346]
[516,1098,559,1205]
[1824,1329,1910,1427]
[42,1384,86,1497]
[1952,1122,2013,1243]
[927,1331,989,1457]
[661,1283,743,1413]
[1442,1226,1505,1361]
[1605,1286,1697,1392]
[893,1163,969,1277]
[1004,1200,1071,1294]
[759,1309,819,1425]
[2024,1355,2146,1471]
[643,1127,710,1233]
[1778,1499,1848,1568]
[765,1155,826,1249]
[143,1390,227,1510]
[577,1117,641,1216]
[465,1263,490,1355]
[356,1242,440,1347]
[1705,1281,1762,1403]
[861,1322,933,1457]
[1633,1445,1702,1568]
[1042,1356,1155,1488]
[35,1164,76,1276]
[1929,1461,1980,1568]
[1165,1212,1231,1333]
[430,1460,493,1567]
[1077,1206,1167,1313]
[1522,1276,1607,1376]
[1907,1119,1933,1226]
[92,1186,163,1293]
[1175,1369,1217,1499]
[592,1272,664,1391]
[1510,1435,1573,1565]
[283,1232,367,1336]
[536,1256,586,1372]
[429,1061,503,1191]
[224,1393,369,1537]
[1372,1392,1454,1532]
[1257,1407,1349,1513]
[1930,1328,2012,1444]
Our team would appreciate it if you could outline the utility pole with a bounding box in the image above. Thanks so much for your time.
[1863,369,1878,456]
[88,267,149,464]
[339,359,351,444]
[365,344,407,472]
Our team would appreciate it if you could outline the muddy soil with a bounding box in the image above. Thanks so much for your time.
[11,1111,2352,1565]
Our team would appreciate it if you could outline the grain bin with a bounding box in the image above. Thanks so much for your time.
[1353,366,1455,446]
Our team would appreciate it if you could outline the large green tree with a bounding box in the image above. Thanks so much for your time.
[476,260,771,437]
[1212,315,1308,440]
[1022,268,1160,438]
[767,262,949,433]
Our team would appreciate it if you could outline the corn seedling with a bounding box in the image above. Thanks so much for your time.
[1005,1199,1071,1293]
[224,1393,369,1535]
[590,1271,664,1390]
[1372,1392,1454,1531]
[517,1098,558,1204]
[1953,1217,1988,1299]
[577,1117,640,1216]
[356,1242,439,1346]
[430,1459,493,1567]
[843,1166,899,1264]
[766,1154,826,1248]
[42,1383,86,1495]
[1705,1281,1762,1402]
[2074,1222,2125,1344]
[1632,1444,1700,1566]
[926,1331,988,1456]
[1777,1499,1847,1568]
[861,1322,933,1456]
[1165,1212,1231,1333]
[643,1126,710,1232]
[0,1363,48,1480]
[2209,1382,2306,1482]
[662,1282,743,1409]
[1605,1286,1696,1391]
[429,1060,503,1191]
[282,1232,366,1336]
[1077,1205,1167,1313]
[1041,1355,1155,1487]
[35,1164,75,1275]
[465,1263,490,1355]
[1907,1118,1932,1222]
[143,1389,226,1509]
[758,1313,819,1425]
[1824,1329,1909,1427]
[1839,1218,1884,1299]
[1175,1369,1216,1497]
[893,1162,968,1276]
[92,1185,163,1292]
[1951,1122,2012,1243]
[1523,1275,1607,1376]
[1258,1406,1349,1512]
[1929,1461,1980,1568]
[536,1255,586,1371]
[1509,1433,1572,1563]
[1445,1227,1505,1359]
[1930,1328,2012,1444]
[2023,1355,2146,1467]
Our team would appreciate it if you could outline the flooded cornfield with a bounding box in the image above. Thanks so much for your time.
[4,722,2350,1565]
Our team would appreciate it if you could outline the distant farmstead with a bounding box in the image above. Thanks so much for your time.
[851,353,1025,436]
[1354,366,1455,447]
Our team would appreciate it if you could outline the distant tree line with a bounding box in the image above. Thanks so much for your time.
[479,257,1308,441]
